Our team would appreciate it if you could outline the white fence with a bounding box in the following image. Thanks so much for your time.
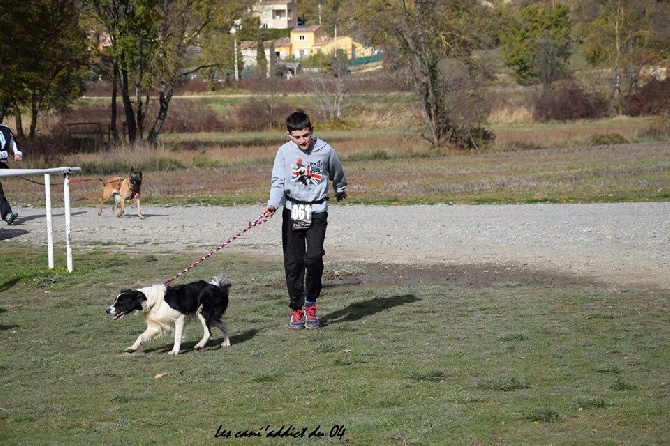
[1,167,82,272]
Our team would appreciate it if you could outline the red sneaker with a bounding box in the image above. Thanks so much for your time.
[304,303,319,329]
[289,308,304,329]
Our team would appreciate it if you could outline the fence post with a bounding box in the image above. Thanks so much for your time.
[63,173,73,272]
[44,174,54,269]
[0,167,82,271]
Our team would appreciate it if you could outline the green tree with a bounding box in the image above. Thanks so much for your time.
[85,0,248,144]
[573,0,670,113]
[256,33,268,78]
[0,0,30,122]
[500,2,573,86]
[348,0,495,148]
[0,0,87,136]
[196,30,238,85]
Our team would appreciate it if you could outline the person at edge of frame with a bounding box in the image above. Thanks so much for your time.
[0,123,24,225]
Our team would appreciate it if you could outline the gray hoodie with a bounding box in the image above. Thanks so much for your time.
[267,137,347,213]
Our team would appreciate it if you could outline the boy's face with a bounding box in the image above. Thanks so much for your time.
[288,127,313,151]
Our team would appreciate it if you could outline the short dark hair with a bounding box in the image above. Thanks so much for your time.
[286,110,312,132]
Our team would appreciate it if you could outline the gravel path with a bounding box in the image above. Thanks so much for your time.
[4,202,669,290]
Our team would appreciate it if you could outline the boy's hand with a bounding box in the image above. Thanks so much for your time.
[336,192,347,202]
[262,205,276,217]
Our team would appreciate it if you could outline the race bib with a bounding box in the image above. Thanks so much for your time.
[291,204,312,230]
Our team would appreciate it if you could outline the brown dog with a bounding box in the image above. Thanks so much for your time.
[98,169,144,219]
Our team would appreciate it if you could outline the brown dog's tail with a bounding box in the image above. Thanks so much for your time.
[69,178,103,185]
[99,177,124,187]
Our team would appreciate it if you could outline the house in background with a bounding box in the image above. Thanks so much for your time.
[239,40,277,76]
[290,25,328,59]
[239,25,377,76]
[272,36,292,60]
[289,25,375,60]
[313,34,374,60]
[252,0,298,29]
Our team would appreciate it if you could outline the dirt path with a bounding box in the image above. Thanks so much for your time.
[3,202,669,291]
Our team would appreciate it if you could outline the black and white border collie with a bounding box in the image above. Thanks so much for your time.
[106,277,231,355]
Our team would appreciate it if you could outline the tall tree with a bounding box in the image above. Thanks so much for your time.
[348,0,495,147]
[256,32,269,78]
[500,2,573,86]
[0,0,87,135]
[85,0,249,144]
[573,0,670,113]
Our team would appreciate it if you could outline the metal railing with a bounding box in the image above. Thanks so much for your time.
[1,167,82,272]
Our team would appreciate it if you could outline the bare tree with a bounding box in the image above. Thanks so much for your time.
[85,0,249,145]
[348,0,495,147]
[309,53,350,123]
[573,0,670,114]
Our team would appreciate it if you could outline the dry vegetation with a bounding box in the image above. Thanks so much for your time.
[4,78,669,208]
[5,121,669,208]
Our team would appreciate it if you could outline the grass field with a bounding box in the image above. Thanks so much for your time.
[1,248,669,445]
[2,112,669,444]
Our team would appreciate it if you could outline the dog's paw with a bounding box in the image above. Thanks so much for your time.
[221,340,231,348]
[124,347,137,353]
[168,350,181,355]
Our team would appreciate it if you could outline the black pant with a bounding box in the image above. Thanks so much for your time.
[282,208,328,310]
[0,181,12,220]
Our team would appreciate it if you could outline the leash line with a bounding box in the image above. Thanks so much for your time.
[163,212,274,286]
[17,177,100,186]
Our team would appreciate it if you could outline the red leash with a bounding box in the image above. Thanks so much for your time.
[69,178,103,185]
[164,213,274,286]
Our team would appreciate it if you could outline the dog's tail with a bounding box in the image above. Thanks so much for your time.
[99,177,123,185]
[212,276,231,290]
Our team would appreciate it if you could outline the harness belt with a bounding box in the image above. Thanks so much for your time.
[284,192,328,205]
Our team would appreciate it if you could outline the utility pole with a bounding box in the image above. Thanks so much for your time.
[231,25,239,81]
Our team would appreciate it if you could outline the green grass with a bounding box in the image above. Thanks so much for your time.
[1,248,669,445]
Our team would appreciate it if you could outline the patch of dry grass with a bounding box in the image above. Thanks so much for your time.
[4,116,668,207]
[492,116,662,149]
[4,136,668,208]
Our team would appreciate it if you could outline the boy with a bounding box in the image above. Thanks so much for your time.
[262,111,347,329]
[0,123,24,225]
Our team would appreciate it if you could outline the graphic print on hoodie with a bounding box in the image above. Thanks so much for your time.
[291,157,324,187]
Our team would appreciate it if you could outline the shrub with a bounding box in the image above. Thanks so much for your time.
[639,121,670,139]
[590,133,628,146]
[448,126,496,151]
[233,100,299,132]
[17,134,71,166]
[532,81,607,121]
[623,78,670,117]
[157,99,228,133]
[51,99,229,137]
